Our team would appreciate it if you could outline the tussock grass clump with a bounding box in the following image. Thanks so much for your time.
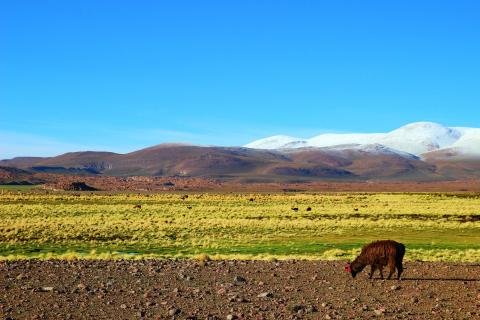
[193,253,211,262]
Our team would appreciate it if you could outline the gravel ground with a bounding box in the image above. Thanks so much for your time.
[1,260,479,319]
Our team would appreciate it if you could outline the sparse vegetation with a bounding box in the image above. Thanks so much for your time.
[0,192,479,261]
[0,185,38,191]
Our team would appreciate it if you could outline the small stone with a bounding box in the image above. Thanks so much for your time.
[289,305,305,313]
[233,276,246,283]
[226,315,237,320]
[411,297,419,303]
[306,305,318,313]
[120,304,127,309]
[168,308,181,316]
[40,286,54,292]
[374,308,386,316]
[391,285,400,291]
[257,292,273,298]
[325,314,332,320]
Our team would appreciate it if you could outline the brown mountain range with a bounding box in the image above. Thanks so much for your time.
[2,143,479,183]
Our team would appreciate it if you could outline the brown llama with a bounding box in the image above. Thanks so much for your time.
[345,240,405,280]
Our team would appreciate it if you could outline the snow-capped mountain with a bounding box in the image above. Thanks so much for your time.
[448,128,480,154]
[244,135,303,149]
[323,143,419,159]
[244,122,480,157]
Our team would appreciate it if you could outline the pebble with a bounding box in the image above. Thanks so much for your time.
[168,308,181,316]
[233,276,246,283]
[257,292,273,298]
[306,305,318,313]
[289,305,305,313]
[374,308,386,316]
[39,286,54,292]
[77,283,87,291]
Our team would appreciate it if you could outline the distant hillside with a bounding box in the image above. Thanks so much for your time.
[0,166,45,185]
[2,142,479,182]
[3,121,480,181]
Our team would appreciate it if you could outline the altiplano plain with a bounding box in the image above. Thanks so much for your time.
[1,192,479,261]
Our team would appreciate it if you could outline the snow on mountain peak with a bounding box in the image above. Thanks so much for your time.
[445,128,480,155]
[244,122,479,157]
[378,122,462,155]
[243,135,303,149]
[320,143,418,159]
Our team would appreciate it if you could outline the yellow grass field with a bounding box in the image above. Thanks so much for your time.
[0,191,479,261]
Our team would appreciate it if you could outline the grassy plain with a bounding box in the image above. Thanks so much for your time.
[0,192,479,261]
[0,185,38,191]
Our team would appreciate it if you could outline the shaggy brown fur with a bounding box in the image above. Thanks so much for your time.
[345,240,405,280]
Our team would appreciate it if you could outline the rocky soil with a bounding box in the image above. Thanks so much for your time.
[1,260,479,319]
[4,168,480,192]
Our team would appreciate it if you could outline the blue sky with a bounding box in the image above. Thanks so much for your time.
[1,1,479,158]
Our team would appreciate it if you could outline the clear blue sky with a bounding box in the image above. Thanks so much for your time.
[1,1,479,158]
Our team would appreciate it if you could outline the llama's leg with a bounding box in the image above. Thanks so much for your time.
[369,265,376,279]
[386,260,396,280]
[378,265,384,280]
[396,262,403,280]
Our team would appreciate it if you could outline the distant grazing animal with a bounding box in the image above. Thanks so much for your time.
[306,207,312,211]
[345,240,405,280]
[291,207,299,212]
[133,204,142,209]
